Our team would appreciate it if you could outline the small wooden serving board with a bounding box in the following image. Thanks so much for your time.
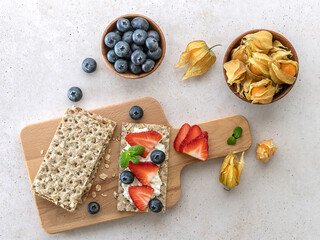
[20,97,252,234]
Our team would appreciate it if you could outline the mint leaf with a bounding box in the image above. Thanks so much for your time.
[130,156,140,164]
[119,151,129,168]
[227,136,237,145]
[128,145,145,156]
[233,127,243,139]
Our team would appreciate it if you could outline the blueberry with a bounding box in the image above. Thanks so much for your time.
[131,17,149,31]
[114,41,130,58]
[145,37,158,51]
[129,106,144,120]
[122,31,133,44]
[147,47,162,60]
[87,202,100,214]
[107,49,119,63]
[150,150,165,164]
[131,50,146,65]
[114,59,128,73]
[116,18,131,32]
[114,29,123,36]
[104,32,121,48]
[131,43,143,51]
[82,58,97,73]
[125,49,132,60]
[129,61,142,75]
[132,29,148,45]
[120,171,134,184]
[67,87,82,102]
[147,30,160,41]
[148,199,163,213]
[141,59,155,73]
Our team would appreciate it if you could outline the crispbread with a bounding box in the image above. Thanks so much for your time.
[78,144,107,204]
[117,123,170,213]
[32,106,116,212]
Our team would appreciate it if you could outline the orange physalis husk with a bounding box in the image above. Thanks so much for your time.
[256,139,277,162]
[219,152,245,189]
[175,40,221,81]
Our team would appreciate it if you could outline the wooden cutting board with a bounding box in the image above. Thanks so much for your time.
[20,97,252,234]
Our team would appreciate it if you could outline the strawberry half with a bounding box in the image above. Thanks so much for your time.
[182,131,209,161]
[174,123,191,152]
[128,186,154,211]
[128,161,159,185]
[179,125,202,152]
[125,131,162,158]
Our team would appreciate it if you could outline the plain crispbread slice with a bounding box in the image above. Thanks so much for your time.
[117,123,170,213]
[32,106,116,212]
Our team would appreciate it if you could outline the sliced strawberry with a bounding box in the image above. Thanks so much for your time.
[125,131,162,158]
[174,123,191,152]
[129,186,154,211]
[179,125,202,152]
[182,131,209,161]
[128,161,159,185]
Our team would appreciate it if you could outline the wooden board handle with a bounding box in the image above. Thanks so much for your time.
[166,114,252,207]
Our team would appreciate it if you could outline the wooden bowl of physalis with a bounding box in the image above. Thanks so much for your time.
[101,14,166,79]
[223,29,299,104]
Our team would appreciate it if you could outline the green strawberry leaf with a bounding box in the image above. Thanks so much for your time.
[233,127,243,139]
[119,151,130,168]
[128,145,145,156]
[130,156,140,164]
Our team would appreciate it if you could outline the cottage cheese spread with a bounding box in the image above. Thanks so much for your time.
[122,171,162,203]
[122,127,164,203]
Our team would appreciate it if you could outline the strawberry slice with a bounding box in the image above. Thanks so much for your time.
[174,123,191,152]
[182,131,209,161]
[179,125,202,152]
[128,161,159,185]
[129,186,154,211]
[125,131,162,158]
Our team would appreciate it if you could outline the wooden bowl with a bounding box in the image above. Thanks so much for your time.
[101,14,166,79]
[223,29,299,104]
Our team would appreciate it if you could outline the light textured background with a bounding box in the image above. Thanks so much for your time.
[0,0,319,239]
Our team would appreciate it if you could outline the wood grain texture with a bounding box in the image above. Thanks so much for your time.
[20,97,252,233]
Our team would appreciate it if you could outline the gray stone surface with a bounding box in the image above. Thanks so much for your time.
[0,0,319,239]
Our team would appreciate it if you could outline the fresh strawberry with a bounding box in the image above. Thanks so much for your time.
[128,161,159,185]
[179,125,202,152]
[129,186,154,211]
[125,131,162,158]
[182,131,209,161]
[174,123,191,152]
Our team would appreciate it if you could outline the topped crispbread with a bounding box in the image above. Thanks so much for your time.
[117,123,170,213]
[32,106,116,212]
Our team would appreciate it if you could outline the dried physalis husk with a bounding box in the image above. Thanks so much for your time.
[219,152,244,189]
[270,50,292,61]
[242,31,273,54]
[175,40,207,69]
[275,83,283,93]
[223,59,246,84]
[242,75,255,93]
[175,41,220,81]
[247,52,271,79]
[269,40,292,60]
[268,59,298,85]
[231,45,248,63]
[256,139,277,162]
[246,79,276,104]
[270,40,287,53]
[237,75,255,98]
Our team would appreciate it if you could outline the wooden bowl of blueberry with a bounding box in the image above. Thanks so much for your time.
[101,14,166,79]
